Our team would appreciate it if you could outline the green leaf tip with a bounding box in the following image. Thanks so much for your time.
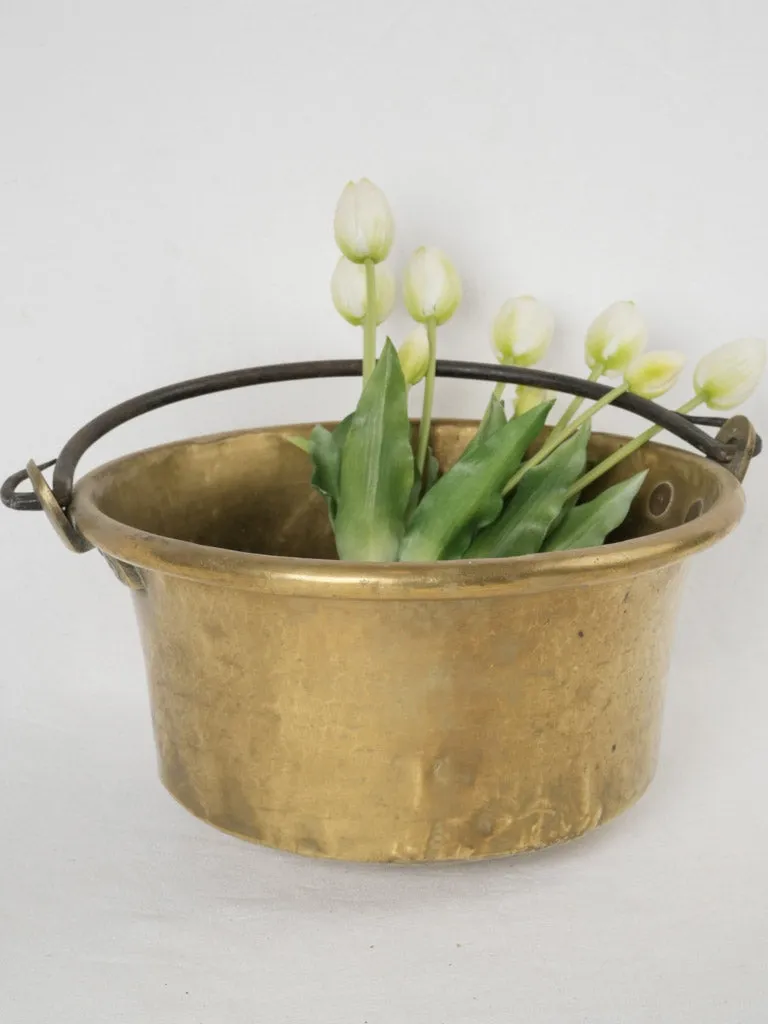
[284,435,311,453]
[398,399,553,562]
[543,469,648,552]
[470,394,508,449]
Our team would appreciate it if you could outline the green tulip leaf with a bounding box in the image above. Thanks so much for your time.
[465,426,590,559]
[543,470,649,552]
[424,447,441,492]
[332,413,354,448]
[296,413,356,524]
[407,445,441,519]
[284,435,311,453]
[546,491,579,539]
[307,425,341,519]
[398,400,553,562]
[463,394,507,457]
[335,340,414,561]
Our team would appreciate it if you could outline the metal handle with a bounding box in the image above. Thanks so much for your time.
[2,359,761,549]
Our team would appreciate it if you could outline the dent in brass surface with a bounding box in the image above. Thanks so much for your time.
[69,422,745,862]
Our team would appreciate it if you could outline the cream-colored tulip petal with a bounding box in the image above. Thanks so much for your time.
[625,350,686,399]
[331,257,395,327]
[694,338,766,410]
[398,325,431,385]
[514,385,553,417]
[586,300,648,377]
[331,257,367,325]
[374,263,396,325]
[334,179,394,264]
[403,247,462,325]
[492,296,555,367]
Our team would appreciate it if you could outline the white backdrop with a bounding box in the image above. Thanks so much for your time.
[2,1,767,1021]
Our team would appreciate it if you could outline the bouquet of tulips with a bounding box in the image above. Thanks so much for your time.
[292,179,766,563]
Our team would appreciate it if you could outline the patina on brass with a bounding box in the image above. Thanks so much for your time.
[25,459,92,554]
[65,422,744,862]
[715,414,757,482]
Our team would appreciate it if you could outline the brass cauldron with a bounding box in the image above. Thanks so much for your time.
[2,360,758,862]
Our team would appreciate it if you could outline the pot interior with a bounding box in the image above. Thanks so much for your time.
[80,422,730,560]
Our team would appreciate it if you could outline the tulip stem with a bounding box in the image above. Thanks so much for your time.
[548,365,603,443]
[492,381,506,401]
[564,396,702,500]
[502,381,629,496]
[415,317,438,479]
[362,258,377,384]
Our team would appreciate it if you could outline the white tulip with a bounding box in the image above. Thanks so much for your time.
[492,295,555,367]
[585,300,648,377]
[403,247,461,325]
[693,338,766,410]
[330,257,395,327]
[333,179,394,264]
[625,350,686,399]
[514,384,552,417]
[398,325,431,386]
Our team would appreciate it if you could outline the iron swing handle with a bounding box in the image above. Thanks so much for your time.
[1,359,761,552]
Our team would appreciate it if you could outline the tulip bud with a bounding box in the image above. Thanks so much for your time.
[492,296,555,367]
[331,257,395,327]
[585,300,648,378]
[403,247,461,325]
[333,179,394,264]
[693,338,766,410]
[624,350,685,399]
[514,384,552,417]
[398,325,430,386]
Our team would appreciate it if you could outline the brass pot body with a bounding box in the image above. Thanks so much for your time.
[70,423,744,862]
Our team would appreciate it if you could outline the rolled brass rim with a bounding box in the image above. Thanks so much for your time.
[70,422,745,600]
